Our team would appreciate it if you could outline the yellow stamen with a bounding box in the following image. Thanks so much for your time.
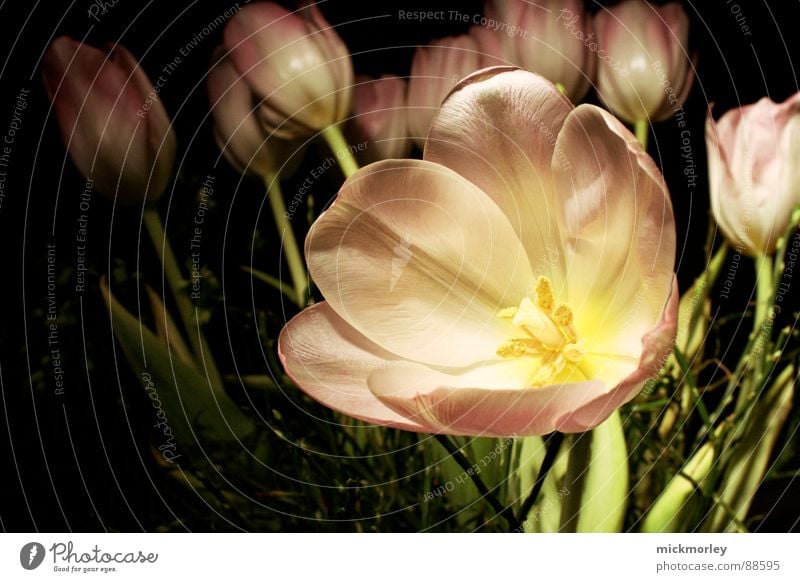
[535,276,554,313]
[496,276,585,387]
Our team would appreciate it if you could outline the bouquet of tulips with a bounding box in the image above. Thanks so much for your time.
[39,0,799,532]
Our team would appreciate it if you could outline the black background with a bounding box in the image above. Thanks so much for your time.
[0,0,799,531]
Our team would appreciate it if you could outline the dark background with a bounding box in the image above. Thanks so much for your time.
[0,0,799,531]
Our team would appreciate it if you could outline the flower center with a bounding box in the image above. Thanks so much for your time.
[496,276,585,386]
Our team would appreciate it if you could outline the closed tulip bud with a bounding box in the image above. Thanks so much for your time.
[224,2,353,139]
[42,37,176,204]
[407,35,486,148]
[595,0,693,123]
[208,48,301,178]
[469,24,509,68]
[487,0,595,101]
[348,75,410,163]
[706,94,800,256]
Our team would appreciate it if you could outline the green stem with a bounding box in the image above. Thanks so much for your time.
[634,119,649,150]
[515,432,564,526]
[142,207,223,390]
[734,254,775,413]
[320,125,360,179]
[753,254,774,333]
[433,434,515,530]
[264,175,308,306]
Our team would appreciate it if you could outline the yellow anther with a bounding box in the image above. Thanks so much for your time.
[552,304,573,327]
[563,340,585,362]
[496,278,584,387]
[496,339,528,359]
[535,276,554,313]
[497,306,518,319]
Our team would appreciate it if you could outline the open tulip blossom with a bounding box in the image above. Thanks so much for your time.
[25,0,800,540]
[280,68,678,437]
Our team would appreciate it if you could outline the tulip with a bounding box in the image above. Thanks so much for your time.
[486,0,595,101]
[207,48,301,177]
[595,0,693,124]
[224,2,353,139]
[706,94,800,256]
[42,37,176,204]
[469,24,510,69]
[348,75,411,163]
[279,69,678,437]
[407,35,486,148]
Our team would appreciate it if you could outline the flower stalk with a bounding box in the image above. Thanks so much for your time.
[264,174,308,306]
[142,207,223,391]
[320,125,360,179]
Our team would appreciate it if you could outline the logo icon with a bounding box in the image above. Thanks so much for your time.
[20,542,45,570]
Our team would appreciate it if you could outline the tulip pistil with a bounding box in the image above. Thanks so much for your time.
[496,276,585,386]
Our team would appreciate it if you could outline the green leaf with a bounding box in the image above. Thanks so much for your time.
[641,441,716,532]
[517,436,569,532]
[560,411,629,532]
[704,364,795,532]
[102,278,256,447]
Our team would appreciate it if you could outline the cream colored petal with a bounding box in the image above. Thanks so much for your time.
[424,68,574,286]
[306,159,534,368]
[552,104,676,357]
[557,278,678,432]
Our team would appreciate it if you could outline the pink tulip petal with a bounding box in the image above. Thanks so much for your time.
[424,68,573,286]
[278,301,426,431]
[552,104,676,356]
[349,75,410,162]
[42,38,174,204]
[224,2,351,134]
[306,158,534,368]
[708,95,800,254]
[367,361,606,437]
[407,35,483,148]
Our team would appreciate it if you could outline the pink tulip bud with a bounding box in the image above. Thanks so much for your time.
[208,48,300,177]
[486,0,595,101]
[595,0,693,123]
[224,2,353,138]
[468,24,509,69]
[407,35,485,148]
[348,75,411,163]
[707,94,800,256]
[42,37,176,205]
